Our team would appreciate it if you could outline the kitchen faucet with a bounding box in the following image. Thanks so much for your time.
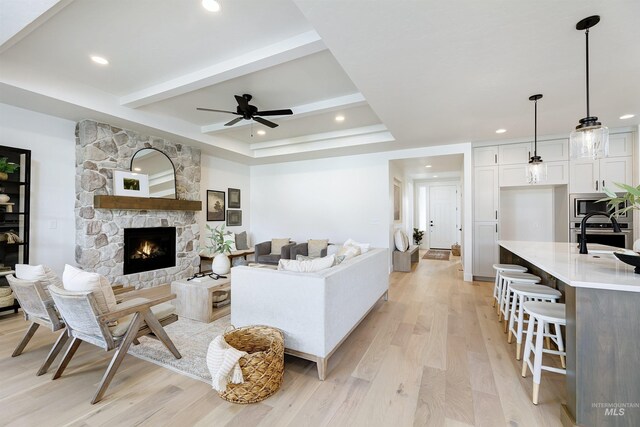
[579,211,622,254]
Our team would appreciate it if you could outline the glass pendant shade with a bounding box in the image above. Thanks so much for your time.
[527,158,547,184]
[569,123,609,160]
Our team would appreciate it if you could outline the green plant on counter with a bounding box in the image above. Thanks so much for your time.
[206,224,234,255]
[0,157,19,174]
[599,183,640,217]
[413,227,425,245]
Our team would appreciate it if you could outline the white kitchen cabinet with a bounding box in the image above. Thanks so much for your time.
[608,133,634,158]
[499,160,568,187]
[474,166,499,221]
[545,161,569,185]
[537,139,569,162]
[474,146,498,166]
[499,142,532,165]
[569,156,632,193]
[473,221,498,277]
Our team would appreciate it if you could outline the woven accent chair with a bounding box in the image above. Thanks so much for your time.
[6,275,68,376]
[48,285,181,404]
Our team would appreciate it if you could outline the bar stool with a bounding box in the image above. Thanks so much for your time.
[499,272,540,330]
[492,264,527,312]
[507,284,562,360]
[521,301,566,405]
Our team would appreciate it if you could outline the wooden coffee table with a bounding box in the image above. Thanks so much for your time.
[170,276,230,323]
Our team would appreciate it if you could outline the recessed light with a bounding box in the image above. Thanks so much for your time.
[425,165,432,168]
[256,130,266,136]
[495,128,507,134]
[90,55,109,65]
[620,114,635,120]
[133,167,141,172]
[202,0,221,12]
[433,175,439,178]
[335,115,345,122]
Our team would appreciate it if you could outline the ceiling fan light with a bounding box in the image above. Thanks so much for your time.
[570,124,609,160]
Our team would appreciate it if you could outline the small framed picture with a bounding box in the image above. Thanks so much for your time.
[207,190,225,221]
[228,188,241,208]
[227,210,242,226]
[113,170,149,197]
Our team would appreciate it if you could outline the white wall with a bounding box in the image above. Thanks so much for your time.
[500,187,555,242]
[251,153,389,248]
[200,154,251,249]
[0,103,75,275]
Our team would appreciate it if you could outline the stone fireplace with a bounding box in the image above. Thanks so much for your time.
[75,120,201,288]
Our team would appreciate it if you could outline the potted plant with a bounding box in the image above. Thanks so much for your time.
[413,227,424,246]
[600,183,640,250]
[0,157,19,181]
[206,224,234,274]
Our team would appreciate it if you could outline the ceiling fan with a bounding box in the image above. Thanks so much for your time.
[197,94,293,128]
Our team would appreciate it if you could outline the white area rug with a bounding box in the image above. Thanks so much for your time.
[127,315,231,384]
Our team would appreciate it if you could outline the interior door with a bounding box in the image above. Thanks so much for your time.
[429,185,457,249]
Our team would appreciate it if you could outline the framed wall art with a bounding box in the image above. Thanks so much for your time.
[228,188,241,208]
[113,170,149,197]
[227,210,242,226]
[207,190,225,221]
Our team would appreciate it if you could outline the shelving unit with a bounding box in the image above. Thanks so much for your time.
[0,145,30,315]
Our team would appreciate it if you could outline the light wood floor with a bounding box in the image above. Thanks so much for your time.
[0,254,566,426]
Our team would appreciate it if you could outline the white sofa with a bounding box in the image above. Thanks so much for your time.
[231,248,389,379]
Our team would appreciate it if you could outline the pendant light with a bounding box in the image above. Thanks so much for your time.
[570,15,608,160]
[527,94,547,184]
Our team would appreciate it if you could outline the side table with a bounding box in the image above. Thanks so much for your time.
[170,276,231,323]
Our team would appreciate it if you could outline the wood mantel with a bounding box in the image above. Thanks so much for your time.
[93,195,202,211]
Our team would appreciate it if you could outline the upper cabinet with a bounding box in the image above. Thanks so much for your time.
[537,139,569,162]
[474,146,498,166]
[608,133,634,157]
[498,142,531,165]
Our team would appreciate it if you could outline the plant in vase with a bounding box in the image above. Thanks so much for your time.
[600,183,640,252]
[206,224,234,274]
[413,227,424,246]
[0,157,19,181]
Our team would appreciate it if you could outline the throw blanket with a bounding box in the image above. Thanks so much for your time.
[206,335,247,392]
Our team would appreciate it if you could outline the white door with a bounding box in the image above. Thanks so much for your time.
[429,185,457,249]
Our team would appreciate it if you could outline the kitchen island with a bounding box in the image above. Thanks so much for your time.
[499,241,640,427]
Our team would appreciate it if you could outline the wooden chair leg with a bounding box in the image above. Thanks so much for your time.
[133,338,141,345]
[52,337,81,380]
[12,322,39,357]
[316,357,327,381]
[37,330,69,376]
[141,310,181,359]
[91,314,143,404]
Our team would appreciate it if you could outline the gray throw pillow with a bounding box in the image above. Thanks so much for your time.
[235,231,249,250]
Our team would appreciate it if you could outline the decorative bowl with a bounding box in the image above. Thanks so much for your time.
[613,251,640,274]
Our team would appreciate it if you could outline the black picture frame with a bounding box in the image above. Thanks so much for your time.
[227,210,242,226]
[206,190,225,221]
[228,188,241,208]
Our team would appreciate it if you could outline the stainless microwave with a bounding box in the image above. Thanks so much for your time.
[570,193,631,224]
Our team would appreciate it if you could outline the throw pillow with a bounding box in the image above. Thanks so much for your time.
[337,245,361,260]
[326,244,340,256]
[278,254,336,273]
[308,239,329,258]
[344,238,371,253]
[62,264,117,315]
[394,230,409,252]
[235,231,249,250]
[15,264,62,293]
[225,232,237,252]
[270,238,290,255]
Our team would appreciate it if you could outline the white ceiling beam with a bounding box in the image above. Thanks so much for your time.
[120,30,326,108]
[201,92,366,134]
[250,124,388,150]
[0,0,74,54]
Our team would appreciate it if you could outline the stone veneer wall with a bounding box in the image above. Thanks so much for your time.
[75,120,201,288]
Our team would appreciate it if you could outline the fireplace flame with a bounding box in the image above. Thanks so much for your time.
[133,240,163,260]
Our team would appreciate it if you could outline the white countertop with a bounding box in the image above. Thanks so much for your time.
[499,241,640,293]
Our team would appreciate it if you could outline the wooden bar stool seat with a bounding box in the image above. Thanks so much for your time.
[521,301,566,405]
[507,284,561,360]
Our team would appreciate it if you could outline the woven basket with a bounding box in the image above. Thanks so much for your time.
[218,325,284,404]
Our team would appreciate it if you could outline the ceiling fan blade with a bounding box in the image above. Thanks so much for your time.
[224,117,244,126]
[253,116,278,128]
[196,107,238,114]
[235,95,249,111]
[255,109,293,116]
